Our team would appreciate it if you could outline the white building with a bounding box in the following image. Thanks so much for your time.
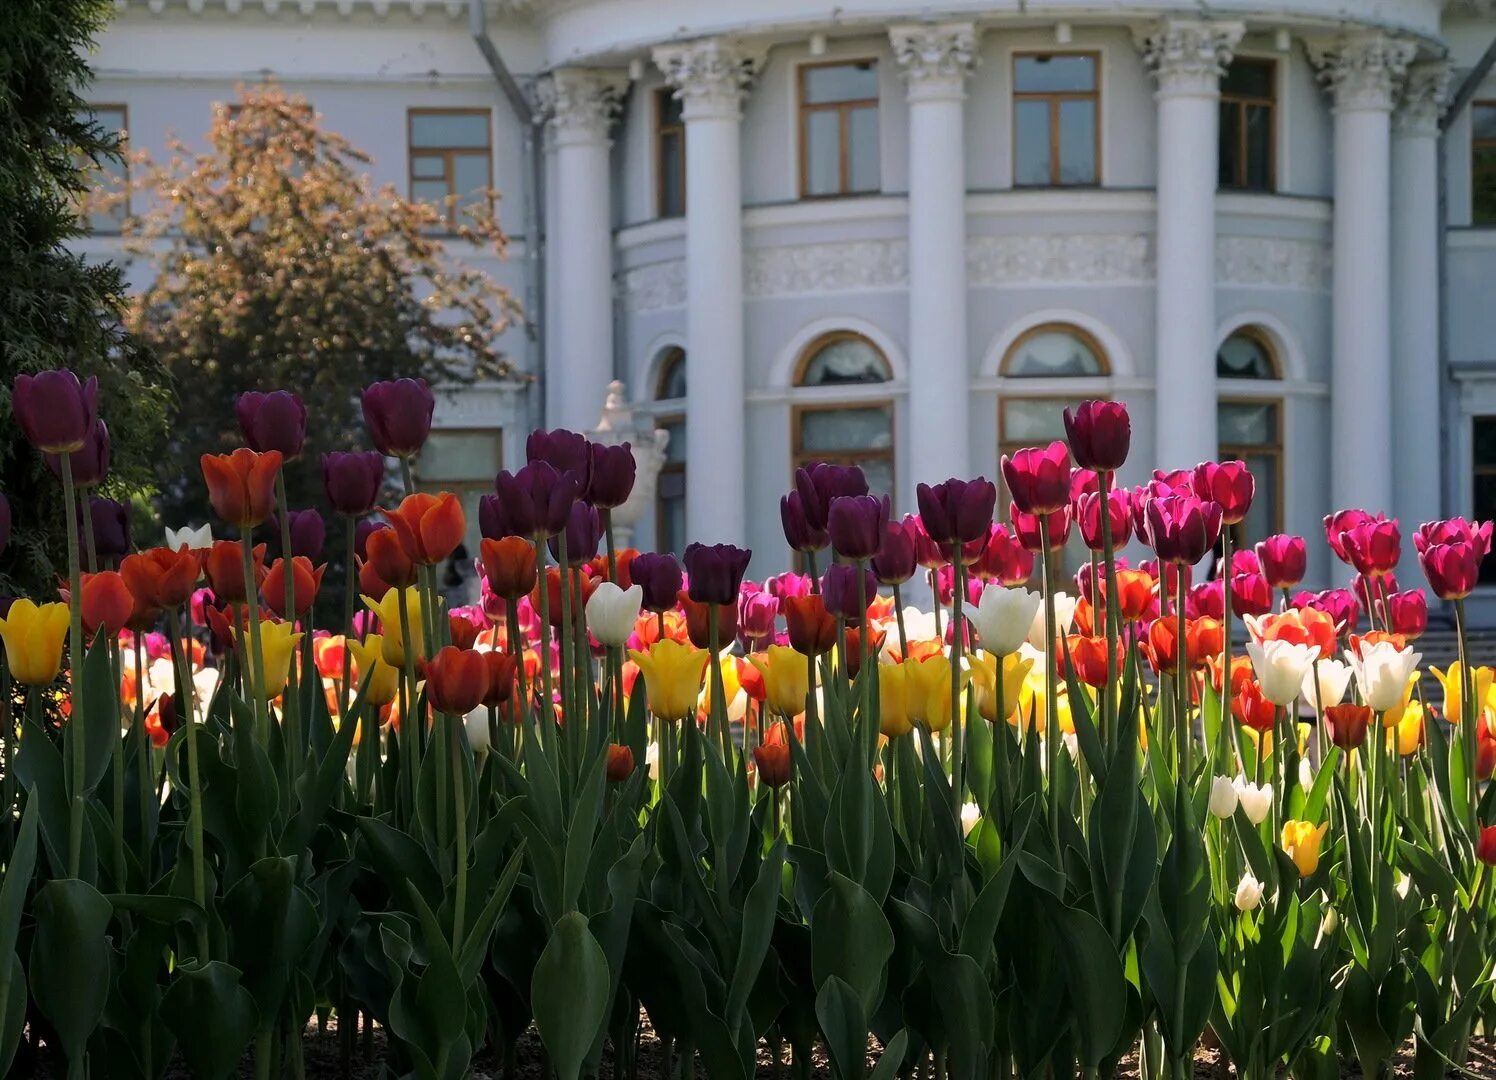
[81,0,1496,608]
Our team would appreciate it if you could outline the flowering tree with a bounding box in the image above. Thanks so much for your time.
[125,83,522,526]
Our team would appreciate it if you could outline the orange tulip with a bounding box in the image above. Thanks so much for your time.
[1247,608,1337,656]
[121,547,202,610]
[358,557,392,600]
[680,594,736,649]
[1065,634,1112,688]
[385,492,465,566]
[1206,654,1255,698]
[201,448,282,528]
[1349,630,1407,654]
[1326,703,1373,750]
[481,650,519,708]
[606,743,635,782]
[263,557,326,619]
[203,540,266,604]
[1141,616,1218,674]
[424,645,489,715]
[532,566,597,629]
[448,614,481,651]
[783,594,837,656]
[1232,680,1277,733]
[366,525,418,589]
[1114,568,1156,622]
[842,626,885,679]
[480,536,539,600]
[80,571,133,637]
[753,738,792,788]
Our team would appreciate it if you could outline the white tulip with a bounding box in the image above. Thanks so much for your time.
[464,707,491,755]
[960,802,981,837]
[1320,906,1339,935]
[1300,658,1352,711]
[1208,775,1238,820]
[1347,639,1423,713]
[1245,640,1320,707]
[166,523,213,551]
[1024,591,1078,652]
[585,582,643,647]
[1394,872,1411,900]
[1234,872,1265,913]
[1298,757,1314,793]
[1233,776,1273,826]
[965,585,1042,657]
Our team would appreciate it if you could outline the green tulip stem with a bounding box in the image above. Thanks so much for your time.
[707,605,730,759]
[61,455,86,879]
[556,530,575,771]
[397,587,422,818]
[240,534,271,744]
[534,533,556,751]
[892,584,909,661]
[449,712,469,950]
[928,568,942,640]
[167,607,210,959]
[1455,598,1477,826]
[134,634,153,848]
[108,638,125,889]
[804,650,819,762]
[342,515,356,715]
[1175,564,1190,783]
[948,556,965,807]
[507,597,529,722]
[79,489,98,575]
[1039,513,1060,847]
[1220,525,1233,774]
[274,470,303,765]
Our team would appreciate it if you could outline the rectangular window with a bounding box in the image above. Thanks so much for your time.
[999,397,1092,581]
[1473,103,1496,225]
[792,403,894,500]
[656,415,687,556]
[798,60,881,198]
[415,428,503,599]
[1473,416,1496,583]
[656,89,686,218]
[1219,59,1276,192]
[1219,398,1284,545]
[77,104,129,233]
[1012,52,1099,187]
[408,109,492,232]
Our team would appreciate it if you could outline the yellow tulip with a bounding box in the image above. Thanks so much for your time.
[904,654,968,733]
[1281,819,1330,878]
[628,639,709,722]
[347,634,400,707]
[969,651,1034,724]
[1380,673,1420,731]
[750,646,809,718]
[1013,664,1070,736]
[700,654,742,717]
[1243,725,1274,762]
[878,662,912,737]
[362,587,425,667]
[0,600,71,686]
[1387,702,1424,757]
[234,619,303,701]
[1432,661,1494,725]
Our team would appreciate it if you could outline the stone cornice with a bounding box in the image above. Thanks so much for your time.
[652,38,763,121]
[531,67,627,143]
[113,0,532,17]
[888,23,978,103]
[1308,33,1418,113]
[1395,60,1453,135]
[1134,19,1245,99]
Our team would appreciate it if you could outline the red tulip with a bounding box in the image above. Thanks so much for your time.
[203,541,267,605]
[80,571,133,637]
[1010,505,1070,552]
[784,595,837,656]
[1145,495,1223,565]
[121,547,202,610]
[1325,704,1372,750]
[1064,634,1112,688]
[366,526,419,590]
[1420,542,1483,600]
[481,650,519,708]
[1324,509,1381,564]
[1063,400,1130,473]
[1075,489,1132,552]
[753,741,792,788]
[606,744,636,782]
[1338,518,1401,577]
[201,449,283,528]
[1000,442,1071,517]
[1232,680,1277,733]
[1385,589,1428,639]
[1254,534,1307,590]
[424,645,489,715]
[262,557,326,619]
[1477,825,1496,866]
[1230,572,1273,618]
[480,536,539,601]
[1192,460,1254,526]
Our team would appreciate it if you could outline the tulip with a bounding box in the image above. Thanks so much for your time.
[1254,534,1307,590]
[968,650,1034,724]
[902,654,964,733]
[1323,509,1379,563]
[44,419,110,487]
[201,541,264,604]
[121,547,203,611]
[526,428,592,486]
[780,492,829,554]
[1146,494,1223,565]
[1000,443,1071,517]
[263,557,326,619]
[424,645,489,715]
[683,543,752,606]
[679,594,737,649]
[1300,658,1352,710]
[586,582,643,646]
[1075,489,1132,552]
[1231,573,1273,619]
[322,450,385,517]
[479,536,538,601]
[821,565,878,624]
[877,662,913,737]
[1419,541,1483,600]
[271,508,326,561]
[235,390,307,459]
[366,525,419,590]
[628,638,710,722]
[1338,518,1401,577]
[794,463,869,532]
[547,502,602,565]
[631,552,684,613]
[12,370,99,453]
[1010,505,1070,552]
[1065,634,1112,688]
[491,462,579,539]
[1245,639,1319,707]
[1188,581,1225,622]
[784,594,837,656]
[1325,703,1372,750]
[587,442,636,509]
[1281,819,1330,877]
[918,476,1000,546]
[606,744,637,783]
[236,619,302,700]
[201,448,283,528]
[1387,702,1425,756]
[362,587,425,667]
[750,645,811,717]
[1192,460,1254,525]
[362,378,435,458]
[1232,680,1277,733]
[1347,639,1422,712]
[827,494,891,561]
[753,741,792,788]
[972,524,1034,585]
[1384,589,1428,639]
[385,491,465,566]
[1062,400,1130,473]
[481,650,519,708]
[347,635,400,706]
[0,600,71,685]
[1476,825,1496,867]
[1234,872,1265,913]
[1431,662,1493,724]
[166,523,213,552]
[1233,776,1273,825]
[1026,592,1079,653]
[964,584,1041,658]
[80,571,133,637]
[738,591,779,642]
[1208,775,1239,820]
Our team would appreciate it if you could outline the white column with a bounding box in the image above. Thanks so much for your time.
[1312,35,1416,514]
[1391,61,1450,532]
[1138,19,1244,472]
[890,23,978,506]
[536,68,625,432]
[654,39,759,545]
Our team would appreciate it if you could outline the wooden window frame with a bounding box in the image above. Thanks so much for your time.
[797,58,881,199]
[1471,416,1496,582]
[83,103,130,233]
[1217,325,1283,381]
[1473,101,1496,225]
[655,89,686,219]
[1219,57,1278,193]
[1219,394,1285,541]
[1011,50,1102,188]
[407,107,493,233]
[1000,321,1112,378]
[792,329,895,387]
[791,400,896,494]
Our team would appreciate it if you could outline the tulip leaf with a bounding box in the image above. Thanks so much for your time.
[1049,905,1128,1067]
[280,669,362,854]
[815,975,868,1080]
[78,633,121,794]
[929,951,995,1075]
[0,798,39,1074]
[532,911,611,1080]
[15,717,80,878]
[562,751,606,913]
[868,1029,909,1080]
[726,837,785,1030]
[811,871,892,1018]
[354,815,443,915]
[29,878,113,1069]
[161,961,260,1080]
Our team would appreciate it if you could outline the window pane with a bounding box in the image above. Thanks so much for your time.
[411,154,446,179]
[1475,105,1496,141]
[805,110,841,195]
[1006,330,1105,376]
[659,419,686,465]
[411,112,489,149]
[657,352,687,400]
[848,105,880,192]
[659,130,684,216]
[800,337,890,386]
[1014,54,1096,93]
[1474,149,1496,225]
[421,432,500,484]
[452,153,490,203]
[1014,100,1053,186]
[1217,333,1276,379]
[1218,401,1277,446]
[1244,104,1273,190]
[659,90,684,127]
[78,106,128,232]
[1476,418,1496,581]
[859,458,894,500]
[798,406,893,454]
[1001,400,1072,444]
[1057,99,1096,184]
[1238,452,1278,544]
[1223,60,1274,99]
[1475,417,1496,465]
[804,62,878,104]
[658,480,686,557]
[412,179,449,208]
[1218,102,1242,187]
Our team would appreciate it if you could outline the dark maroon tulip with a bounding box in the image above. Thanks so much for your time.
[1293,588,1361,635]
[1001,442,1071,517]
[547,502,602,565]
[780,491,829,554]
[794,463,869,533]
[1010,505,1070,552]
[1063,400,1130,473]
[156,693,181,737]
[871,520,917,586]
[355,518,387,561]
[1075,489,1132,552]
[631,552,683,613]
[1413,517,1494,557]
[1145,495,1223,565]
[13,370,99,455]
[1192,460,1254,526]
[903,513,944,570]
[44,419,110,488]
[827,494,890,562]
[322,450,385,516]
[972,524,1034,585]
[1420,542,1483,601]
[1337,518,1401,577]
[587,442,636,509]
[362,379,435,458]
[272,508,326,560]
[1254,534,1307,590]
[1386,589,1428,639]
[918,476,999,547]
[821,564,878,624]
[1231,572,1273,618]
[527,429,591,488]
[1323,509,1381,564]
[86,496,132,562]
[683,542,752,605]
[236,390,308,460]
[492,461,580,539]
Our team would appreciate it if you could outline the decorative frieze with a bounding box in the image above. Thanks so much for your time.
[617,261,687,312]
[1215,237,1331,291]
[968,234,1153,285]
[653,38,761,121]
[888,23,978,102]
[1134,19,1245,97]
[746,241,909,298]
[1309,34,1418,113]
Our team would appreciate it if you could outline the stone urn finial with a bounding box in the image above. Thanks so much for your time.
[587,380,669,548]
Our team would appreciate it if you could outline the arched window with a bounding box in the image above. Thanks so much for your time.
[792,332,895,500]
[653,347,687,555]
[1217,327,1283,543]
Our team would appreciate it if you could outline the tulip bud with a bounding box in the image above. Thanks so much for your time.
[1233,776,1273,826]
[272,508,326,560]
[1320,906,1339,935]
[1245,639,1319,707]
[87,497,132,563]
[587,442,636,509]
[362,379,435,458]
[1062,400,1130,473]
[1477,825,1496,866]
[999,444,1070,517]
[794,463,869,533]
[1254,534,1307,590]
[322,450,386,517]
[919,476,1000,547]
[965,584,1042,658]
[827,494,891,562]
[44,418,110,487]
[683,543,752,606]
[630,552,684,613]
[1233,872,1265,913]
[606,743,636,783]
[780,491,829,554]
[236,390,308,460]
[586,582,644,647]
[752,741,791,788]
[464,707,492,755]
[12,370,99,454]
[1192,460,1254,526]
[1208,775,1238,820]
[547,502,602,566]
[871,521,917,586]
[960,802,982,837]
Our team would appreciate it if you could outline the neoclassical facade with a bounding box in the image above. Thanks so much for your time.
[82,0,1496,603]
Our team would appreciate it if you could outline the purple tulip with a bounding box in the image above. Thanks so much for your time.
[492,461,581,539]
[738,590,780,642]
[44,419,110,487]
[272,508,326,560]
[683,542,752,606]
[1144,494,1223,565]
[780,491,829,554]
[827,494,890,561]
[588,442,636,509]
[794,463,869,533]
[547,502,602,565]
[13,370,99,455]
[765,572,813,600]
[355,519,388,561]
[871,520,917,586]
[918,477,998,548]
[631,552,683,613]
[1293,588,1361,635]
[527,429,591,488]
[322,450,385,516]
[0,494,9,558]
[362,379,435,458]
[86,496,131,562]
[821,564,878,624]
[236,390,308,460]
[1063,400,1131,473]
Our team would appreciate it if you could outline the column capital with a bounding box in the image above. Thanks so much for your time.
[889,22,979,102]
[1134,19,1244,98]
[1395,59,1453,135]
[653,38,763,121]
[532,68,627,146]
[1308,34,1417,113]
